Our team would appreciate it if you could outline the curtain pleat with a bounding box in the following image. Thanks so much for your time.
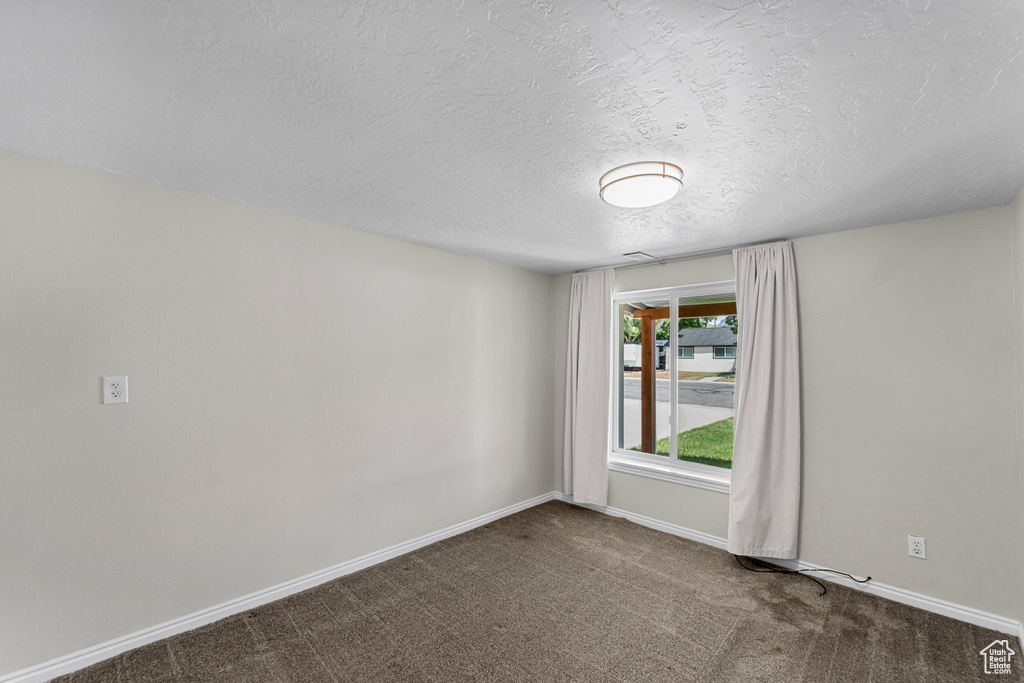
[563,269,614,506]
[728,241,801,559]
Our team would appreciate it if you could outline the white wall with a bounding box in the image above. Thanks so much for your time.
[557,207,1023,621]
[678,347,735,373]
[0,151,556,675]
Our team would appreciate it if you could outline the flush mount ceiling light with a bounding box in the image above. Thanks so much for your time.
[599,161,683,208]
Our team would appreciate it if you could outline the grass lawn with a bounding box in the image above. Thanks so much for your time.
[714,377,736,383]
[623,370,731,381]
[632,417,734,468]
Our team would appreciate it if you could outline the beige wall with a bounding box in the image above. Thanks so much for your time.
[607,471,730,538]
[552,273,571,494]
[561,209,1023,620]
[796,207,1018,619]
[0,151,556,675]
[1013,185,1024,624]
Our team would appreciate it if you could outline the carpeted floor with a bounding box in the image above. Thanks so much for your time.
[56,501,1021,682]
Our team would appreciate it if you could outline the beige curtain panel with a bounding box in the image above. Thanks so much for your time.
[563,269,614,506]
[728,241,802,559]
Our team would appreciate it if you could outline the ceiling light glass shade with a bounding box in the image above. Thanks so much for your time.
[599,161,683,208]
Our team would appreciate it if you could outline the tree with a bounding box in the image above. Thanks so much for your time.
[681,316,717,329]
[723,314,738,334]
[625,314,720,344]
[655,316,715,340]
[623,316,641,344]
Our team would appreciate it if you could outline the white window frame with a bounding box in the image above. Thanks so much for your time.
[678,346,694,359]
[610,281,735,494]
[714,346,737,359]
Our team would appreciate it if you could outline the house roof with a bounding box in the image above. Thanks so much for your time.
[677,326,737,347]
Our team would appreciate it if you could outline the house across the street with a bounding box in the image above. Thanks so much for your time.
[678,326,737,372]
[624,327,737,371]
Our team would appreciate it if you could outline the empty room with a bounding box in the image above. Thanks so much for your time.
[2,1,1024,681]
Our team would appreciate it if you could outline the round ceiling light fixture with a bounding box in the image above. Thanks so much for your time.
[599,161,683,208]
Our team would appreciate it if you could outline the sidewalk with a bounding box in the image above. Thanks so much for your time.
[620,398,734,451]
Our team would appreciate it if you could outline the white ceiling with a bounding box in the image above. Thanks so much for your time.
[2,1,1023,274]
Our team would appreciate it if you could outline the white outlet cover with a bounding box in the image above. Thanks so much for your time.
[103,376,128,405]
[908,535,926,559]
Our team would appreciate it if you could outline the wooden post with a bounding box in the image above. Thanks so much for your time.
[640,315,656,454]
[630,302,737,320]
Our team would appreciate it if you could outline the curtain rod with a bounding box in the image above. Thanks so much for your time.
[576,239,781,274]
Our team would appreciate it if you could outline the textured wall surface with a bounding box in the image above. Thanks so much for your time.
[1,1,1023,273]
[0,151,556,675]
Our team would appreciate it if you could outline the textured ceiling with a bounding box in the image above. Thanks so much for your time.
[2,1,1023,274]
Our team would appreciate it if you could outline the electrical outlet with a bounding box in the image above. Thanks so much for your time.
[908,535,926,559]
[103,376,128,405]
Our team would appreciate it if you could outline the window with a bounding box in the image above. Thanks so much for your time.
[612,281,737,492]
[714,346,737,359]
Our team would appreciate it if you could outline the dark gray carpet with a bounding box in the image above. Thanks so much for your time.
[56,501,1021,682]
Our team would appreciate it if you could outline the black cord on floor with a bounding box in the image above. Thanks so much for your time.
[733,555,872,596]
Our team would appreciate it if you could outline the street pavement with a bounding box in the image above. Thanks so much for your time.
[622,377,734,409]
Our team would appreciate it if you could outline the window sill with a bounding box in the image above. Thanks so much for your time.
[608,451,731,494]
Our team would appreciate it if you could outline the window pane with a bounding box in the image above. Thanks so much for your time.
[618,297,737,470]
[618,300,668,457]
[675,318,737,469]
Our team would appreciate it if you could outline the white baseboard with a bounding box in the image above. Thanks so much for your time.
[0,491,562,683]
[6,490,1021,682]
[553,492,1023,641]
[766,556,1022,639]
[552,492,729,550]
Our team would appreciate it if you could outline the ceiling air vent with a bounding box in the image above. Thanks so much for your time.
[622,251,657,262]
